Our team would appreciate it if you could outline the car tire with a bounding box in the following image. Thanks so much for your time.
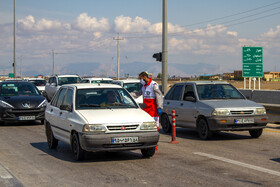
[46,123,58,149]
[160,114,171,133]
[71,133,85,161]
[197,118,212,140]
[41,119,45,124]
[249,129,263,138]
[141,147,156,158]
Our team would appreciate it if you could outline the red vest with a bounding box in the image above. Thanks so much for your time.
[142,79,158,117]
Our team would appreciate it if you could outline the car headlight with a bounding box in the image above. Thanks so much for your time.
[255,108,266,115]
[38,99,47,108]
[140,121,157,130]
[0,100,14,108]
[212,109,230,116]
[83,124,107,132]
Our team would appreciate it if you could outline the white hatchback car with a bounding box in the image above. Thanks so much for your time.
[45,83,159,160]
[81,77,113,84]
[112,79,143,103]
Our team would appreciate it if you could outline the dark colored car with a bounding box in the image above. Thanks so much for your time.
[0,81,47,124]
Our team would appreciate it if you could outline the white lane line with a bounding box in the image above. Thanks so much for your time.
[194,152,280,177]
[0,164,13,179]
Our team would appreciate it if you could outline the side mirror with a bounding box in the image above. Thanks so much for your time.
[185,96,196,102]
[60,104,72,112]
[139,103,147,109]
[51,83,57,86]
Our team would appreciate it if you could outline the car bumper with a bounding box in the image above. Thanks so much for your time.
[79,131,160,152]
[207,115,268,131]
[0,108,45,122]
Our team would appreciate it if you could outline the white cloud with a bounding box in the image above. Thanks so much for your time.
[114,15,151,33]
[72,13,110,32]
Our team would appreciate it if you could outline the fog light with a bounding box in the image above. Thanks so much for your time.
[261,118,267,121]
[220,120,227,123]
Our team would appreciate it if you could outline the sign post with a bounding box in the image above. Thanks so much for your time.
[242,47,263,90]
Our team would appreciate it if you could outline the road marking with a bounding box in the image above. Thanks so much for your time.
[264,129,280,133]
[0,163,13,179]
[194,152,280,177]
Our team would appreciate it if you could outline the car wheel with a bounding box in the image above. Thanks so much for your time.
[46,123,58,149]
[160,114,171,133]
[249,129,263,138]
[141,147,156,158]
[41,119,45,124]
[197,118,212,140]
[71,133,85,161]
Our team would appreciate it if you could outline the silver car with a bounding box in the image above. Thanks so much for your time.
[161,81,268,139]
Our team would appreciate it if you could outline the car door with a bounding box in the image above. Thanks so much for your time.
[178,84,198,128]
[48,87,68,142]
[163,84,185,127]
[58,88,74,143]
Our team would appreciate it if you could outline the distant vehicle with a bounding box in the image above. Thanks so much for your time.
[45,83,159,160]
[0,81,46,124]
[4,78,22,81]
[81,77,113,84]
[161,81,268,139]
[44,75,82,102]
[112,79,143,103]
[24,78,47,94]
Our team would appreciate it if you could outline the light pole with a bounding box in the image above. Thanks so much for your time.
[162,0,168,94]
[113,33,124,80]
[13,0,16,78]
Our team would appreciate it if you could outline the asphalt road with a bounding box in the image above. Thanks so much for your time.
[0,122,280,187]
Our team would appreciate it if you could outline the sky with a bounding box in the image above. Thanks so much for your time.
[0,0,280,77]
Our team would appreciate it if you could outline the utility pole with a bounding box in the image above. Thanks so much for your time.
[20,56,22,78]
[162,0,168,94]
[51,49,58,75]
[13,0,16,78]
[113,33,124,80]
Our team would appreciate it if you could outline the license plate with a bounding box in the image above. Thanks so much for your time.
[18,116,36,120]
[111,137,139,144]
[234,118,254,124]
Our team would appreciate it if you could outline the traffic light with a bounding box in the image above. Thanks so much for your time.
[153,52,162,62]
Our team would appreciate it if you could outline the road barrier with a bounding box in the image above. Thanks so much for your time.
[239,89,280,123]
[170,110,179,144]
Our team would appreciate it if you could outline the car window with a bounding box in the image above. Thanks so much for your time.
[55,88,67,108]
[123,82,142,93]
[58,77,81,85]
[183,85,195,101]
[76,88,138,110]
[196,84,245,100]
[29,80,46,86]
[63,89,73,107]
[81,80,89,83]
[0,83,40,96]
[165,85,183,101]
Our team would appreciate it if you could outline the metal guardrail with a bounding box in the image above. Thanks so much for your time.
[239,89,280,123]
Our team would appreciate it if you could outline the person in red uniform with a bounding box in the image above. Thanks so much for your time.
[131,72,163,150]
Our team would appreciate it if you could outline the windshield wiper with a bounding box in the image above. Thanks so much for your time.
[79,104,112,109]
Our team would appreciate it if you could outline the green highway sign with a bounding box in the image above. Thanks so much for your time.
[8,73,14,78]
[242,47,263,77]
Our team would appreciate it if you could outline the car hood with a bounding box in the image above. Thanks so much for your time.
[201,99,264,109]
[1,96,45,109]
[77,108,154,124]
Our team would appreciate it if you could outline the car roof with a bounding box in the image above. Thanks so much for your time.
[83,77,113,81]
[25,78,45,80]
[61,83,122,89]
[174,81,230,85]
[0,81,35,85]
[113,79,139,83]
[53,74,80,78]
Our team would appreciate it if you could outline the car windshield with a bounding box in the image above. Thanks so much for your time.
[29,80,47,86]
[76,88,138,109]
[123,82,142,93]
[58,77,81,85]
[91,80,112,84]
[196,84,245,100]
[0,83,40,96]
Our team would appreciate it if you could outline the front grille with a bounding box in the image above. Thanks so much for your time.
[5,108,44,118]
[103,143,144,148]
[107,125,139,131]
[230,110,254,115]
